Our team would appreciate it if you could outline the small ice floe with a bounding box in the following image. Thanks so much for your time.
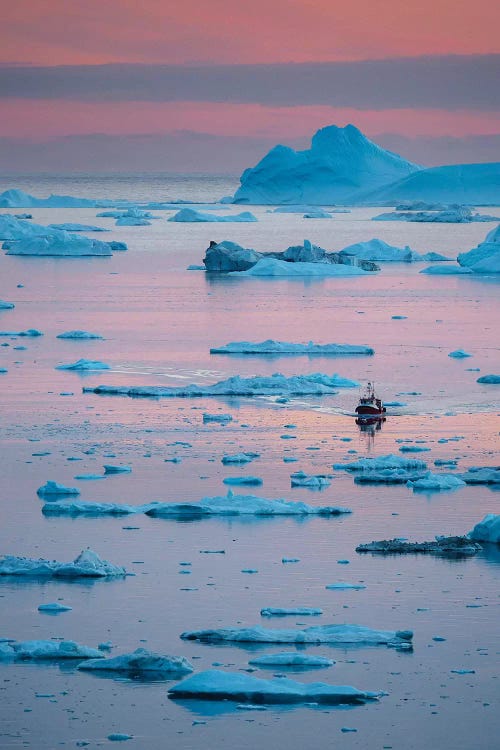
[0,329,42,337]
[181,624,412,649]
[168,670,384,704]
[334,454,428,472]
[434,459,458,466]
[210,340,374,356]
[74,474,105,481]
[169,208,257,222]
[78,648,193,676]
[0,640,103,661]
[451,669,475,675]
[249,653,333,667]
[448,349,472,358]
[477,374,500,384]
[399,445,430,453]
[0,300,15,309]
[356,536,481,556]
[108,734,133,742]
[115,209,153,226]
[37,602,72,613]
[458,467,500,484]
[469,514,500,544]
[0,368,8,373]
[384,401,407,407]
[48,223,110,232]
[0,549,127,578]
[222,452,259,465]
[260,608,323,617]
[338,238,421,262]
[84,372,357,398]
[223,476,263,486]
[37,480,80,498]
[290,471,331,488]
[203,413,233,423]
[303,209,333,219]
[56,330,104,340]
[326,583,366,590]
[355,468,429,484]
[56,359,110,371]
[420,264,472,274]
[145,494,352,518]
[406,473,466,492]
[104,465,131,474]
[391,315,407,320]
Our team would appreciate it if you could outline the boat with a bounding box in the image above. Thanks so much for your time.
[355,382,386,417]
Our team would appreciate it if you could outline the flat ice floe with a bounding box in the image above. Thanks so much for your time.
[457,467,500,484]
[230,258,371,277]
[168,669,383,704]
[372,207,498,223]
[48,223,110,232]
[78,648,194,676]
[260,608,323,617]
[249,653,333,667]
[168,208,257,222]
[325,583,366,590]
[38,602,72,612]
[469,514,500,544]
[0,549,127,578]
[5,234,113,256]
[338,238,422,262]
[290,471,331,488]
[203,412,233,423]
[210,340,374,356]
[42,501,156,516]
[356,537,481,555]
[56,359,110,371]
[334,454,428,472]
[406,473,466,491]
[37,480,80,498]
[223,476,263,486]
[354,468,428,484]
[56,330,104,339]
[0,640,104,661]
[0,329,43,337]
[144,494,352,518]
[181,624,413,649]
[84,373,358,398]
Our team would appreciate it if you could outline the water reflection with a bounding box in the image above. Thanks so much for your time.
[355,415,385,452]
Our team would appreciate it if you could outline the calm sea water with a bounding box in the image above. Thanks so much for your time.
[0,175,499,750]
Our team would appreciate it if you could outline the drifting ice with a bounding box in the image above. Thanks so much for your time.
[0,640,103,661]
[169,208,257,222]
[249,653,333,667]
[0,549,126,578]
[78,648,193,675]
[469,514,500,544]
[210,340,374,356]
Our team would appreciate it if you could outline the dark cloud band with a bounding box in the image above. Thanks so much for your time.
[0,55,498,110]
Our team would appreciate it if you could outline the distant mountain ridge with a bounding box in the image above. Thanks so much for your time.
[233,125,500,206]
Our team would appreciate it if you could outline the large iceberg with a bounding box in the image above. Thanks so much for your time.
[338,239,422,262]
[210,340,374,357]
[457,225,500,273]
[144,493,351,518]
[0,640,104,661]
[181,623,413,649]
[469,514,500,544]
[361,162,500,205]
[169,208,257,222]
[0,549,126,578]
[78,648,193,676]
[168,670,382,704]
[233,124,419,204]
[84,372,357,398]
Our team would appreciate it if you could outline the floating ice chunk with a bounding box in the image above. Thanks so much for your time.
[42,501,155,516]
[0,189,98,208]
[290,472,331,488]
[420,264,472,275]
[5,233,113,256]
[108,734,133,742]
[48,223,110,232]
[169,669,383,704]
[37,603,72,613]
[448,349,472,358]
[339,238,421,262]
[421,252,452,261]
[169,208,257,222]
[56,330,104,340]
[458,224,500,273]
[56,359,110,371]
[37,481,80,498]
[210,340,374,356]
[477,374,500,384]
[303,209,333,219]
[103,465,131,474]
[203,413,233,423]
[384,401,407,407]
[249,653,333,667]
[0,549,126,578]
[223,476,263,486]
[0,329,42,337]
[181,624,412,648]
[232,258,371,277]
[458,467,500,484]
[108,241,128,251]
[116,216,151,226]
[334,454,427,471]
[326,583,366,590]
[204,241,262,272]
[78,648,193,676]
[0,214,61,239]
[222,452,260,465]
[354,468,428,484]
[0,300,15,309]
[10,640,104,660]
[399,445,430,453]
[260,608,323,617]
[469,514,500,544]
[146,494,351,518]
[356,537,481,556]
[406,473,466,491]
[373,206,498,223]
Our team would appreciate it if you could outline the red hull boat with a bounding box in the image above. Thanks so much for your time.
[355,382,386,417]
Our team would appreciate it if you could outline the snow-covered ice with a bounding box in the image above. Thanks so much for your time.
[221,452,260,464]
[458,467,500,484]
[223,476,263,486]
[48,223,110,232]
[420,265,473,275]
